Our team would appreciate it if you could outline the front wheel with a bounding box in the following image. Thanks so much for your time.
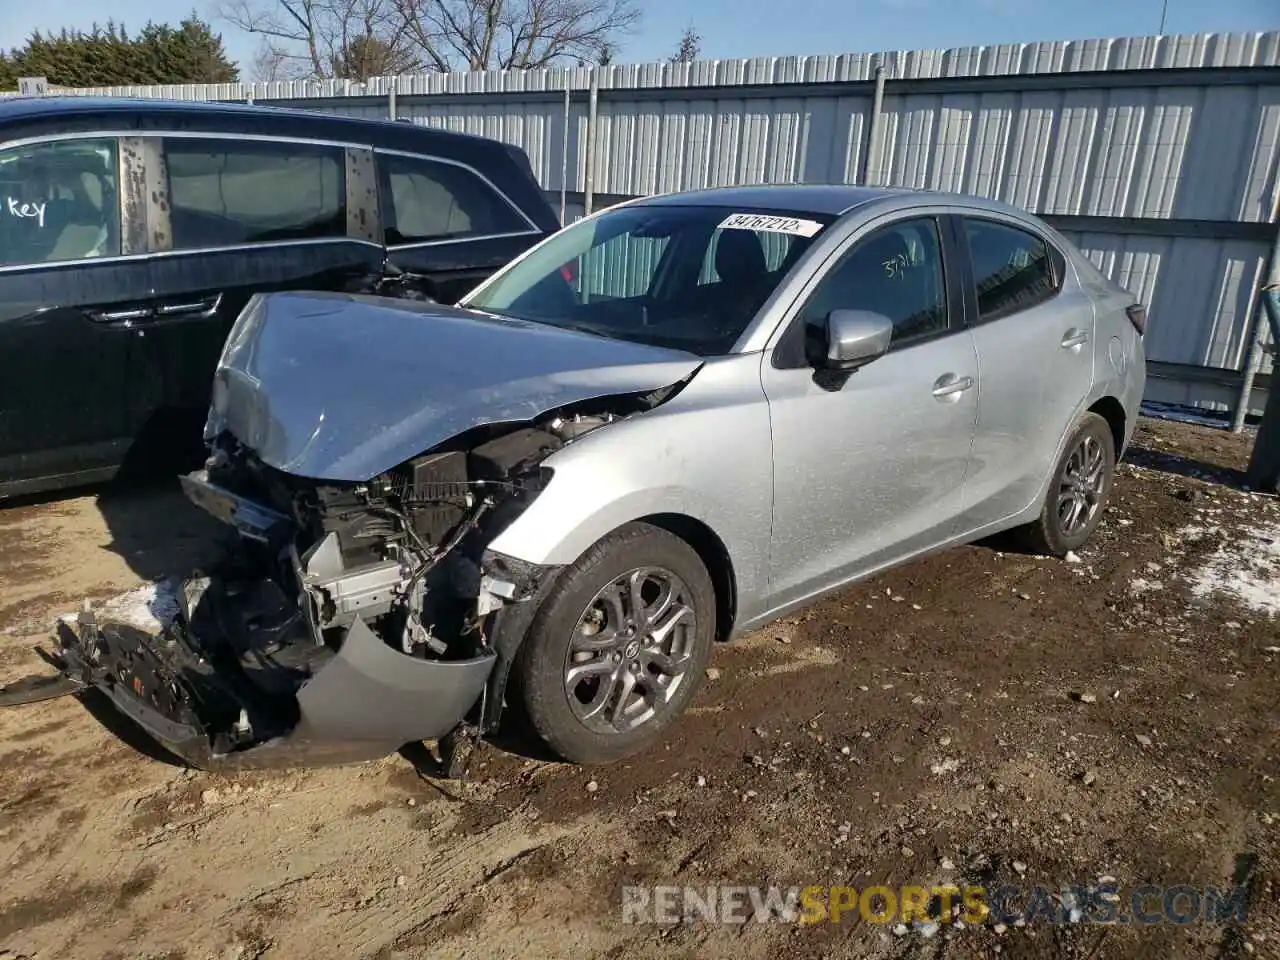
[516,522,716,764]
[1019,411,1116,557]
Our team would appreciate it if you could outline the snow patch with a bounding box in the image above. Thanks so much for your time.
[1129,578,1164,595]
[1186,522,1280,616]
[1139,401,1233,430]
[58,580,182,635]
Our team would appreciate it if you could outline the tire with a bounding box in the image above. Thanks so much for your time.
[516,522,716,764]
[1019,411,1116,557]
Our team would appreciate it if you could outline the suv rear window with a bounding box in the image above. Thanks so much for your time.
[165,138,347,250]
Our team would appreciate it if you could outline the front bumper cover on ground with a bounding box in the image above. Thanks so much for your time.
[3,582,496,770]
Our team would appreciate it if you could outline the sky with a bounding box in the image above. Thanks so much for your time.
[0,0,1276,76]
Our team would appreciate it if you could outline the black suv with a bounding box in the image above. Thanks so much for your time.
[0,97,561,498]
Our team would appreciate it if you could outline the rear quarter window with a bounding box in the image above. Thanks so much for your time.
[379,153,530,245]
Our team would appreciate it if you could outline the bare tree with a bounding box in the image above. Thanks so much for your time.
[219,0,639,77]
[396,0,639,71]
[250,41,296,80]
[216,0,418,79]
[669,24,699,64]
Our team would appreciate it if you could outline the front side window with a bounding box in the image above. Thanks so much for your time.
[797,217,948,346]
[381,153,529,245]
[964,219,1060,321]
[464,205,832,356]
[165,138,346,250]
[0,138,121,267]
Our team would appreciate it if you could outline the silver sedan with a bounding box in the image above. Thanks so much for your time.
[455,185,1145,762]
[24,185,1146,773]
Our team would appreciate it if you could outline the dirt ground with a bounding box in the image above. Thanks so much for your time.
[1,415,1278,960]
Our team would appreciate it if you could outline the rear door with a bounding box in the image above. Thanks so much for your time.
[126,133,386,464]
[376,150,545,304]
[954,215,1096,530]
[0,135,138,493]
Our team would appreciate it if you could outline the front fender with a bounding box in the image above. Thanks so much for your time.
[486,357,775,626]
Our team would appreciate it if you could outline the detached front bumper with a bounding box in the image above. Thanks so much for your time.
[10,580,496,770]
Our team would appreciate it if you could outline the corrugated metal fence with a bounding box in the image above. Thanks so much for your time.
[8,31,1280,416]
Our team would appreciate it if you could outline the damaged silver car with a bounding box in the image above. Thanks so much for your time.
[6,185,1146,772]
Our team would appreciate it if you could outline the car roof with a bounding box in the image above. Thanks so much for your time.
[0,96,501,148]
[630,183,1033,220]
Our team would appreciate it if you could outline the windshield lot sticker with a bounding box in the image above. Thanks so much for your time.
[6,198,46,227]
[718,213,823,237]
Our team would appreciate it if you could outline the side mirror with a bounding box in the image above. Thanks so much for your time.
[813,309,894,370]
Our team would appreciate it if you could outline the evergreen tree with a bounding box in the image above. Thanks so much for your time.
[1,14,238,88]
[670,25,701,64]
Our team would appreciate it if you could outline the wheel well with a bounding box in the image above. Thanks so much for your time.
[640,513,737,642]
[1088,396,1127,458]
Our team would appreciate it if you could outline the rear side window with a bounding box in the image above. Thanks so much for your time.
[0,138,121,267]
[379,153,529,245]
[963,219,1061,321]
[165,138,346,250]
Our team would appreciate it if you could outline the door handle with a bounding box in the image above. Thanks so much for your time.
[90,294,222,327]
[155,294,223,319]
[90,306,153,326]
[1061,329,1090,350]
[931,373,975,401]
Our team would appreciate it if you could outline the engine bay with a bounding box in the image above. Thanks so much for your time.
[193,411,618,673]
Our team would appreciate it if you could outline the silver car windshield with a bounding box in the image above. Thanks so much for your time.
[464,204,833,356]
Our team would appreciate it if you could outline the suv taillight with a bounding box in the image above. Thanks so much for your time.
[1126,303,1147,336]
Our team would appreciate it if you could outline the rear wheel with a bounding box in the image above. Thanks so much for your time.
[1019,412,1116,557]
[516,522,715,764]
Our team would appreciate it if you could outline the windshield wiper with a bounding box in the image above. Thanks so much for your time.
[552,320,614,339]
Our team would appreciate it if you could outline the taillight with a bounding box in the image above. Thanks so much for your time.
[560,262,577,284]
[1126,303,1147,336]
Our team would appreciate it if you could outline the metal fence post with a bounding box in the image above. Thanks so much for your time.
[389,84,397,121]
[584,70,599,216]
[1246,283,1280,491]
[1232,175,1280,432]
[560,81,571,223]
[861,57,886,186]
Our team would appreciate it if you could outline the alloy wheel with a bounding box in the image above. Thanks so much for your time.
[563,566,697,735]
[1058,433,1107,536]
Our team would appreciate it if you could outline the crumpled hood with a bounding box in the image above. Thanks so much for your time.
[206,292,703,481]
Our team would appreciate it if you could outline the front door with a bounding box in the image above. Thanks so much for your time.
[761,215,979,612]
[376,150,545,304]
[0,136,139,493]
